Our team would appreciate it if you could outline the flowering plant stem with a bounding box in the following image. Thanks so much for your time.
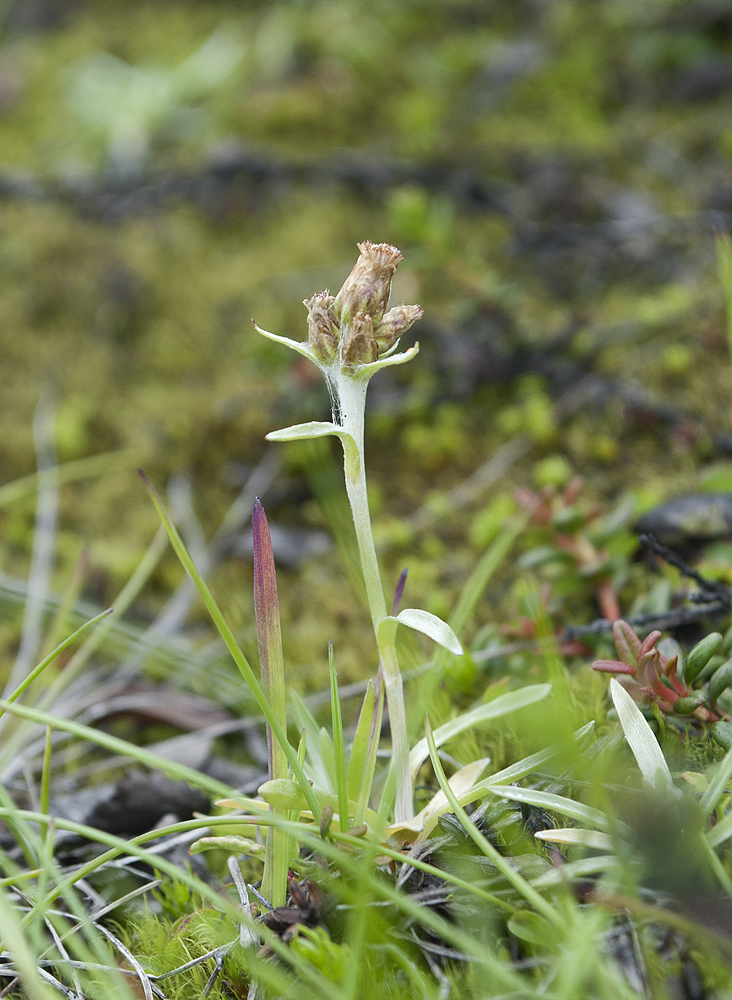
[336,376,411,822]
[259,242,463,827]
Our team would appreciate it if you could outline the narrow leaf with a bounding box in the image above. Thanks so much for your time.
[252,498,289,908]
[424,714,561,926]
[483,784,622,833]
[329,642,349,832]
[534,828,613,850]
[266,421,341,441]
[613,620,641,667]
[253,323,318,362]
[701,743,732,815]
[386,757,490,840]
[610,678,674,793]
[1,607,113,717]
[592,659,635,675]
[138,470,321,820]
[354,342,420,380]
[266,423,360,468]
[346,680,375,802]
[409,684,551,782]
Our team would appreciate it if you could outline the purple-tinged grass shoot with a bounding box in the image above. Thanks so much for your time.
[138,470,321,820]
[252,497,290,907]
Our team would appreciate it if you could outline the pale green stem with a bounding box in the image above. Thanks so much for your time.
[334,374,412,823]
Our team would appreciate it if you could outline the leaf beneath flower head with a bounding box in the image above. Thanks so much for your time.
[253,323,319,362]
[352,342,420,381]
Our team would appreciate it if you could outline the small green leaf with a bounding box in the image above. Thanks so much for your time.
[346,680,375,802]
[379,608,463,655]
[353,343,420,380]
[673,695,705,715]
[610,679,675,793]
[682,632,723,684]
[329,643,349,832]
[266,421,341,441]
[709,659,732,702]
[712,720,732,752]
[266,423,360,467]
[533,828,613,850]
[483,784,621,833]
[254,323,319,363]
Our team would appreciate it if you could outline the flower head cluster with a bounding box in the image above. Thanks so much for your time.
[304,241,423,368]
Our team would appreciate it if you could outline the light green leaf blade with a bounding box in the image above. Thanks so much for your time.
[409,683,551,783]
[346,680,375,802]
[254,324,318,362]
[354,342,420,380]
[266,421,342,442]
[386,757,490,840]
[700,744,732,815]
[382,608,463,655]
[483,784,623,833]
[610,678,674,793]
[534,828,613,850]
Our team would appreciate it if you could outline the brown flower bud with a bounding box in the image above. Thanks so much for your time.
[373,303,423,353]
[304,291,339,361]
[333,242,404,328]
[340,311,378,368]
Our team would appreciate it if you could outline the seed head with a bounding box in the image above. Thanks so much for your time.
[341,311,379,368]
[373,303,424,354]
[304,291,339,361]
[333,241,404,328]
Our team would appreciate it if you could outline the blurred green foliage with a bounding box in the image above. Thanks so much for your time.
[2,0,732,683]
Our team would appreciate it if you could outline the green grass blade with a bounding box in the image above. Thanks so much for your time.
[1,608,112,718]
[329,642,349,831]
[435,513,526,675]
[423,713,562,927]
[0,698,237,800]
[0,449,134,509]
[409,683,552,782]
[701,743,732,815]
[355,676,384,826]
[481,784,625,834]
[347,679,374,802]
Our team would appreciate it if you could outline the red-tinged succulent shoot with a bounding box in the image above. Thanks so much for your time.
[593,620,726,722]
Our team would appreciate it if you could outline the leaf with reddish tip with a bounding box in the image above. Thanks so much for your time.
[139,470,320,823]
[665,655,687,696]
[638,630,662,658]
[612,620,641,667]
[592,659,635,675]
[252,499,283,709]
[252,498,289,908]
